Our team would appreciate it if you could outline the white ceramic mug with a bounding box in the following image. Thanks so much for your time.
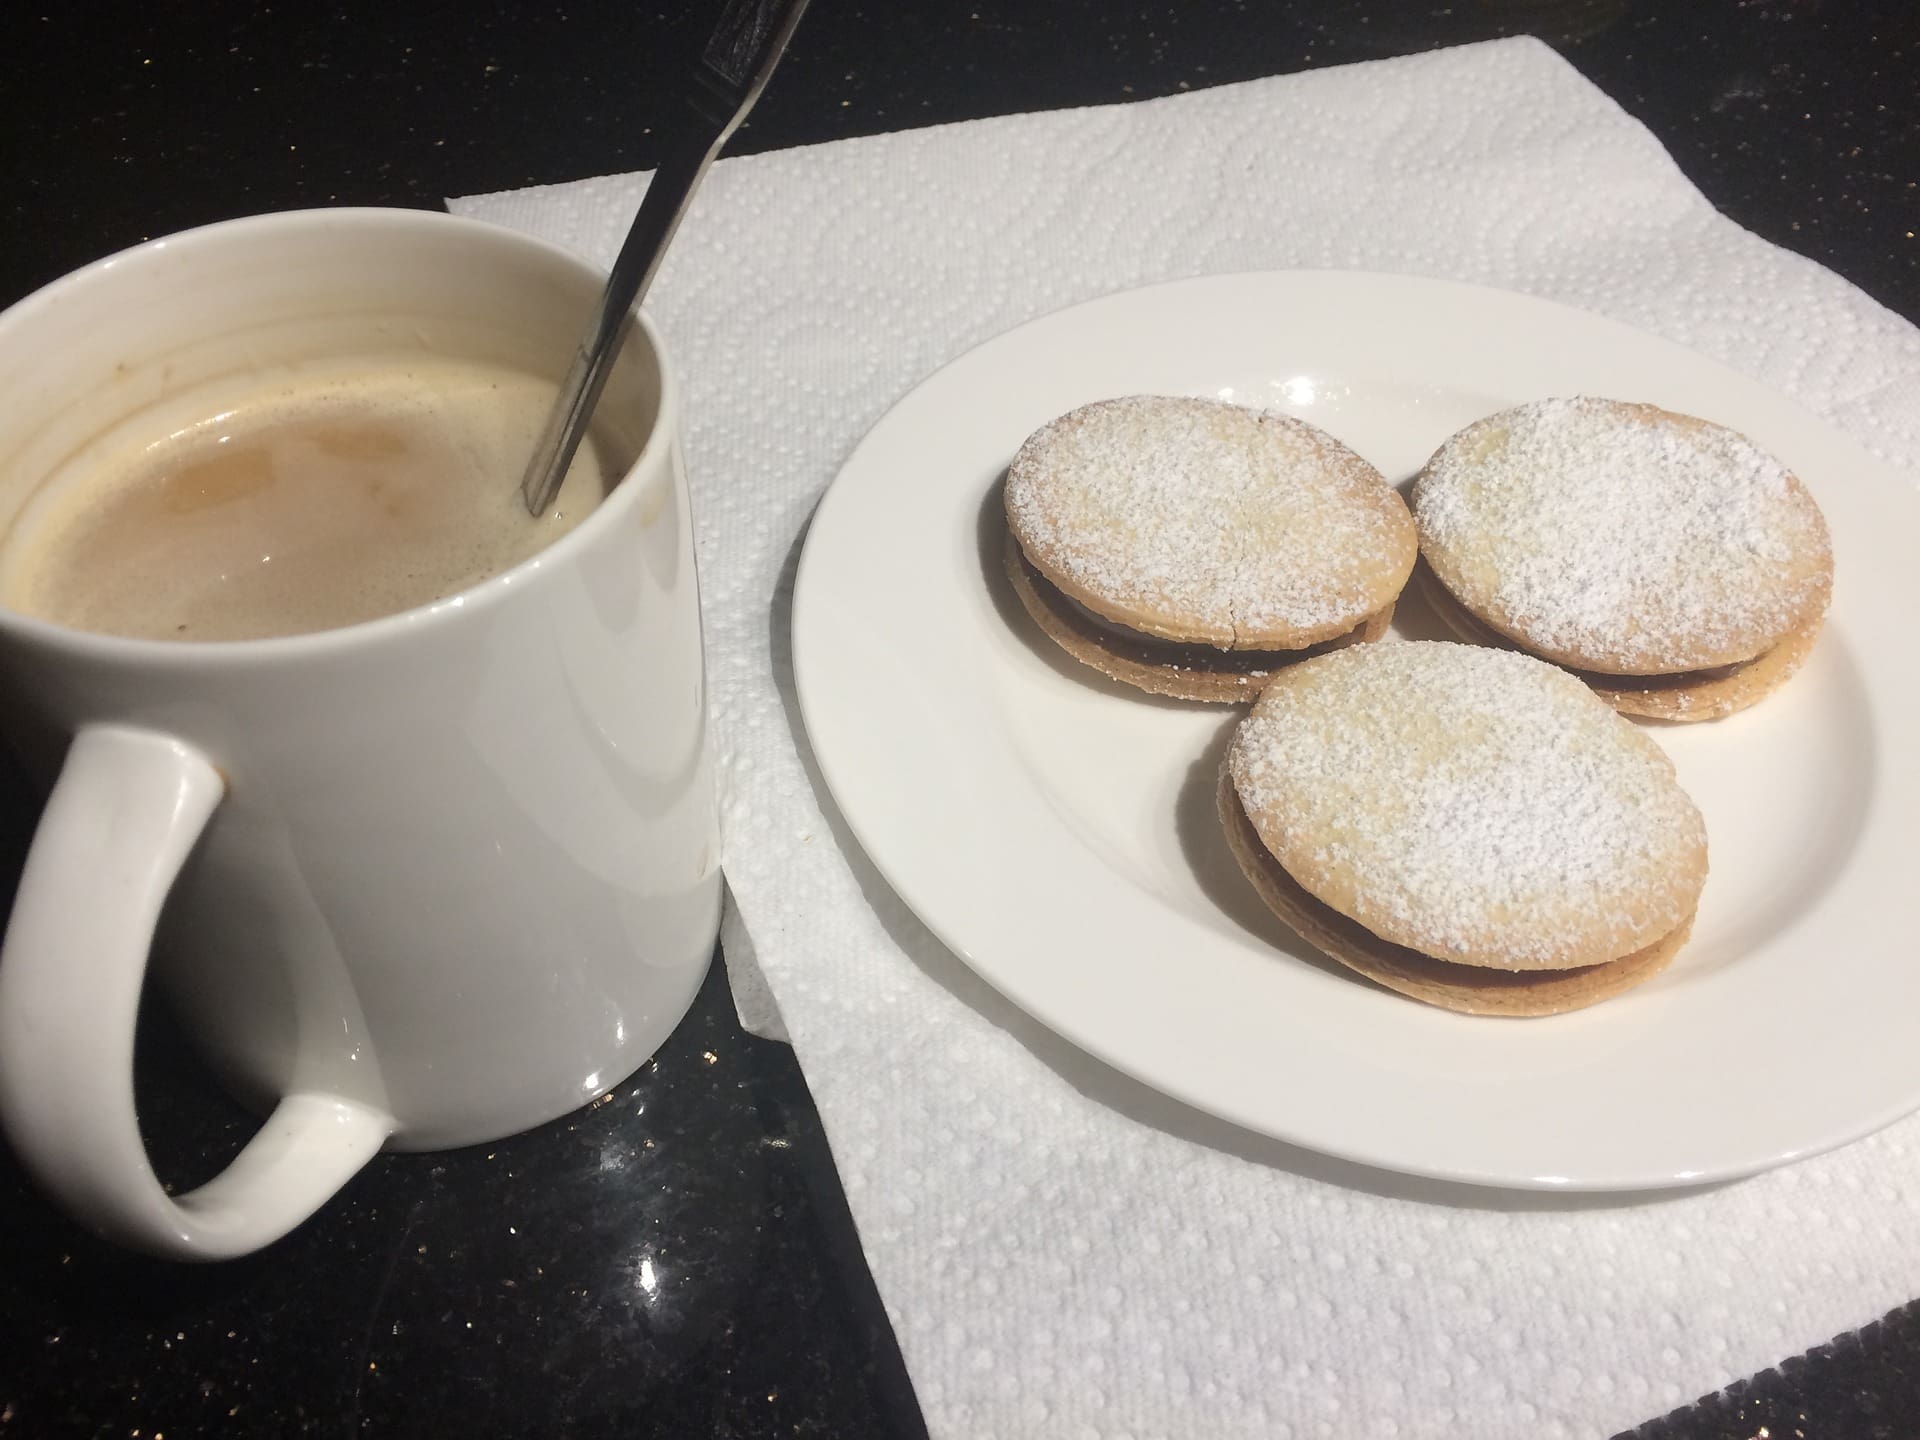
[0,210,720,1259]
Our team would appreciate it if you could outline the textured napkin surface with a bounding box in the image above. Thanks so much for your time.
[455,38,1920,1440]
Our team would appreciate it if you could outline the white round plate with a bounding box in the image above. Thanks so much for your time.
[791,271,1920,1191]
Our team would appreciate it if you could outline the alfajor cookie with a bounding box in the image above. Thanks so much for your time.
[1220,641,1707,1016]
[1003,396,1416,702]
[1411,397,1832,721]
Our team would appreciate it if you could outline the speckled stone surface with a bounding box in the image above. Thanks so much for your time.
[0,956,919,1438]
[5,2,1916,321]
[1,3,1916,1438]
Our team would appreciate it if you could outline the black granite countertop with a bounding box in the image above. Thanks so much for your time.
[3,3,1918,1437]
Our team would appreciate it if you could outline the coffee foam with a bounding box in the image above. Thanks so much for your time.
[0,356,637,642]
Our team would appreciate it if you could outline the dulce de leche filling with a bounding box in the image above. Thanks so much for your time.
[1019,546,1374,674]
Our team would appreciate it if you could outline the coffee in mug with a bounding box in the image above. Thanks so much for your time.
[0,356,634,643]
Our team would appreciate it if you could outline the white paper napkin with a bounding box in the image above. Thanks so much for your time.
[454,36,1920,1439]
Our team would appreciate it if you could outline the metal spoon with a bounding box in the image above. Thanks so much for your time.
[520,0,812,516]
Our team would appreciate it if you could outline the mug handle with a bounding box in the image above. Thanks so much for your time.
[0,724,393,1259]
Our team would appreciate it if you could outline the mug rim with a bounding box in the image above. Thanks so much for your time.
[0,206,679,667]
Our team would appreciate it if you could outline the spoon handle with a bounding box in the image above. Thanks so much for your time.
[520,0,812,517]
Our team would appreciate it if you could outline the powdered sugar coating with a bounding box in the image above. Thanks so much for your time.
[1412,397,1831,674]
[1228,642,1707,971]
[1005,396,1416,649]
